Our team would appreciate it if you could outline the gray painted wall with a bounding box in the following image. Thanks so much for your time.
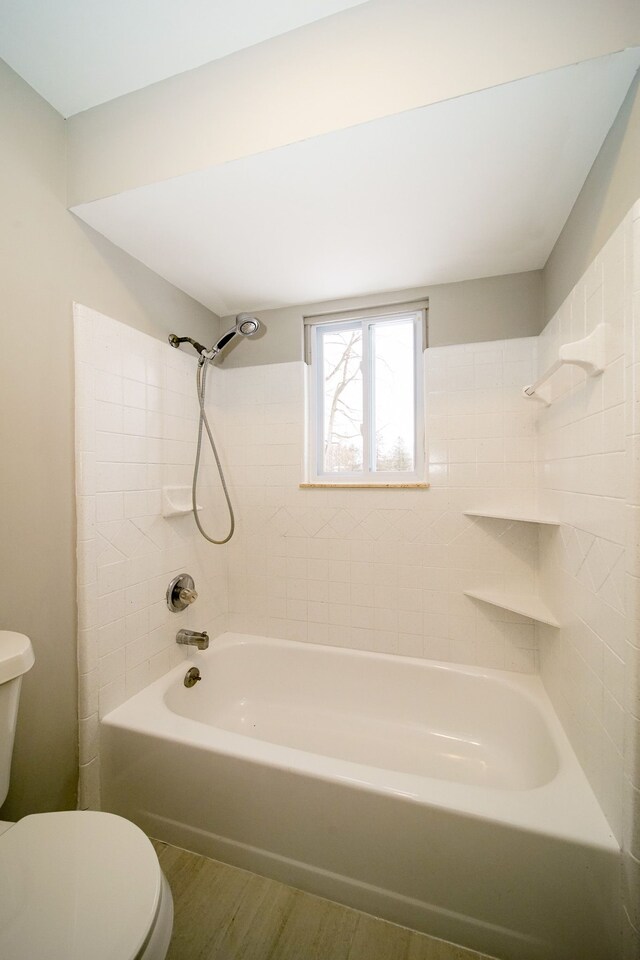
[220,271,543,367]
[0,58,219,820]
[544,69,640,318]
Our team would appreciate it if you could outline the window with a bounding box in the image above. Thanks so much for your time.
[305,306,426,484]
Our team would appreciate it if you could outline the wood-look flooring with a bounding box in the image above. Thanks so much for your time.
[152,840,497,960]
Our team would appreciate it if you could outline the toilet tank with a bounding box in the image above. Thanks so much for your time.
[0,633,35,808]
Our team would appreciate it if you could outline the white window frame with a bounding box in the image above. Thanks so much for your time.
[306,307,426,484]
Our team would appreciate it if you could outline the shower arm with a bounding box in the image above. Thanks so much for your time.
[168,334,209,356]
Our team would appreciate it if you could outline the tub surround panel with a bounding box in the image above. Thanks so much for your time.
[74,304,228,807]
[623,204,640,958]
[534,200,640,957]
[537,209,632,839]
[75,206,640,958]
[220,338,541,673]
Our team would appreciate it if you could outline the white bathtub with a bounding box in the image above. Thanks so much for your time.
[101,633,620,960]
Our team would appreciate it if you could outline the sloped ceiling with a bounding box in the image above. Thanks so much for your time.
[72,51,640,315]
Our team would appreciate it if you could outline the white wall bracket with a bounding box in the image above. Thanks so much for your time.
[523,323,607,402]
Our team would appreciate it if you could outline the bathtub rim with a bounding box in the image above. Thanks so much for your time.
[101,631,619,854]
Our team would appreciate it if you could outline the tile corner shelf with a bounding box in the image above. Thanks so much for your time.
[464,509,560,526]
[464,588,560,627]
[463,511,560,627]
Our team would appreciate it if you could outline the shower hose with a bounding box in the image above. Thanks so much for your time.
[192,357,235,544]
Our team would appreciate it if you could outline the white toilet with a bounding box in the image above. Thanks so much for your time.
[0,631,174,960]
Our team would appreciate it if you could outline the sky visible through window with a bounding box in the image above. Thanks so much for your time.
[321,317,415,473]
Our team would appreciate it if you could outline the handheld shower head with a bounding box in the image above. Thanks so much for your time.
[168,315,262,363]
[209,314,262,359]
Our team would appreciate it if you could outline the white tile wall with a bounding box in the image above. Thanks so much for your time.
[74,304,227,808]
[220,337,541,673]
[622,204,640,960]
[536,215,629,837]
[534,201,640,959]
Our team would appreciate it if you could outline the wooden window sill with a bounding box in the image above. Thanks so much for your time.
[299,482,430,489]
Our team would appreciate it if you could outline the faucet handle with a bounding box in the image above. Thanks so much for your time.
[178,587,198,605]
[167,573,198,612]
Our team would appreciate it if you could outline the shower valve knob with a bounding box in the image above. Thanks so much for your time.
[179,587,198,605]
[167,574,198,612]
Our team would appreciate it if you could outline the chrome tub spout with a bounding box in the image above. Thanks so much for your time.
[176,628,209,650]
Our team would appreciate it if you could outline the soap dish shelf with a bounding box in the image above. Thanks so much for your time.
[162,486,201,518]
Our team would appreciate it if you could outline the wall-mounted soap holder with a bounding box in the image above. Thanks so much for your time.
[162,486,202,518]
[167,573,198,612]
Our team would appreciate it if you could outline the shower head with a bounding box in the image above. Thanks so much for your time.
[210,314,262,359]
[168,314,261,362]
[235,314,261,337]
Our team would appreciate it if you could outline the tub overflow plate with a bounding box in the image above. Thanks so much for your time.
[184,667,201,688]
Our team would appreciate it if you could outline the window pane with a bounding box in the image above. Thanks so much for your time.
[373,320,415,472]
[321,325,363,473]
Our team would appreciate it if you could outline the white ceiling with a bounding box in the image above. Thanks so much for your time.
[72,51,640,316]
[0,0,366,116]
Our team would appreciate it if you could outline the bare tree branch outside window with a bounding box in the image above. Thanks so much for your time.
[317,316,417,475]
[323,330,363,472]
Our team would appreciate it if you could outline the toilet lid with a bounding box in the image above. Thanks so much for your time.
[0,811,162,960]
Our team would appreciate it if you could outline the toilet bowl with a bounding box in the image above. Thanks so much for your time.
[0,632,173,960]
